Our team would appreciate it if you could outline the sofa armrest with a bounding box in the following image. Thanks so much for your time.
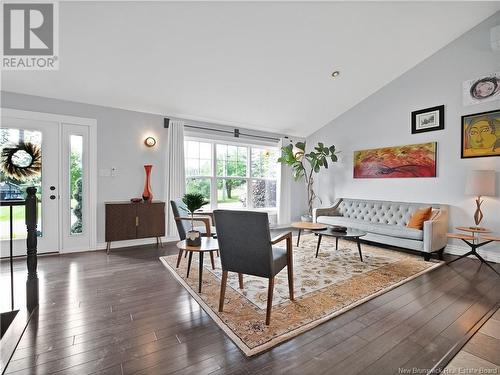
[313,199,343,222]
[423,207,449,253]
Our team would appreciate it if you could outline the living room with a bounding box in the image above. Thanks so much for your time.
[1,2,499,374]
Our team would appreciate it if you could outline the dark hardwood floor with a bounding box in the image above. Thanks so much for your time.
[1,236,499,375]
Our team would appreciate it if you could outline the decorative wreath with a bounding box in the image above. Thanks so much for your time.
[1,142,42,180]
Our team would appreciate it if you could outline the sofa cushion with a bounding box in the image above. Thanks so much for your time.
[316,216,423,241]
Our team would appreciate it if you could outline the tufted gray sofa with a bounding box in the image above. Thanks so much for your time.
[313,198,449,260]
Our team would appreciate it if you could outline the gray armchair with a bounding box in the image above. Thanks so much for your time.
[214,210,294,325]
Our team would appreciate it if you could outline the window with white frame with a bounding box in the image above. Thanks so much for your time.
[184,139,279,210]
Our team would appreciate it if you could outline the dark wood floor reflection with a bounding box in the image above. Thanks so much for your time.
[2,238,499,375]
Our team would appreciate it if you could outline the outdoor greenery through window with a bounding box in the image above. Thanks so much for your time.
[70,135,83,235]
[185,140,279,210]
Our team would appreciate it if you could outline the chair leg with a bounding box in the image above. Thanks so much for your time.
[287,265,294,301]
[209,251,215,270]
[176,249,183,268]
[219,270,228,312]
[238,273,244,289]
[266,277,275,325]
[286,236,294,301]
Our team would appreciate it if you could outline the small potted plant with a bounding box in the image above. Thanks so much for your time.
[182,193,209,246]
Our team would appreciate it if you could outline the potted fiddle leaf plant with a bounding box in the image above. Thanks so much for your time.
[278,141,338,222]
[182,192,209,246]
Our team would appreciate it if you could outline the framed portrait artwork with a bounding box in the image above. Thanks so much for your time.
[461,109,500,158]
[411,105,444,134]
[463,72,500,106]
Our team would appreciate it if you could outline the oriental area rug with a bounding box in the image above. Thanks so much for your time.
[159,234,442,356]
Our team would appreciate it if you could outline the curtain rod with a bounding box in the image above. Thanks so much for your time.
[164,118,281,142]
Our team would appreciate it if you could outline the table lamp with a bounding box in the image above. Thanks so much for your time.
[465,170,496,229]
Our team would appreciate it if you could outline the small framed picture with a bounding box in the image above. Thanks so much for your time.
[411,105,444,134]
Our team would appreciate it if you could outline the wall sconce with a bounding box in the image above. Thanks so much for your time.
[144,137,156,147]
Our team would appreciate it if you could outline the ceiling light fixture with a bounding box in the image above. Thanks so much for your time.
[331,70,340,78]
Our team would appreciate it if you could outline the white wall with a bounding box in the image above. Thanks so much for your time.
[304,12,500,258]
[0,91,286,245]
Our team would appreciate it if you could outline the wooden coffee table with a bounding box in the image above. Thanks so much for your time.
[314,227,367,261]
[176,237,219,293]
[291,222,327,247]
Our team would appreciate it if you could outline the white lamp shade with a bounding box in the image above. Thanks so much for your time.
[465,170,496,196]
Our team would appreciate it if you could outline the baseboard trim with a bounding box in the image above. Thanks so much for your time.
[96,236,178,251]
[445,244,500,263]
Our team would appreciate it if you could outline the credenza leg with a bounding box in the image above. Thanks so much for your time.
[106,242,111,254]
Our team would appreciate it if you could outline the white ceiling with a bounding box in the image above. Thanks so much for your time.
[2,2,499,137]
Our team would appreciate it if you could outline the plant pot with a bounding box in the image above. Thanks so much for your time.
[186,230,201,246]
[301,214,313,222]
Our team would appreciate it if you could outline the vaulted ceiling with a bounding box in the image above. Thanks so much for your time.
[2,2,499,136]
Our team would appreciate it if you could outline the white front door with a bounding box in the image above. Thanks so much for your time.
[1,109,96,256]
[0,117,60,256]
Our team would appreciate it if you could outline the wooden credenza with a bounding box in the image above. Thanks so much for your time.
[105,201,165,253]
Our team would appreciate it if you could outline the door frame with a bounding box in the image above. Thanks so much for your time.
[1,108,98,253]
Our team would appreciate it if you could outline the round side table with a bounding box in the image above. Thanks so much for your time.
[176,237,219,293]
[291,222,327,247]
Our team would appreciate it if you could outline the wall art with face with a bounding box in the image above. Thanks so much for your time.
[461,110,500,158]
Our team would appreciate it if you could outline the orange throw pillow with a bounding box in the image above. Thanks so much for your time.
[407,207,432,230]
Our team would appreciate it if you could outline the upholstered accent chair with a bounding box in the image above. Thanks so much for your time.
[214,210,294,325]
[170,199,216,259]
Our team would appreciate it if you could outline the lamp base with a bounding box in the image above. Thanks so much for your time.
[473,196,484,228]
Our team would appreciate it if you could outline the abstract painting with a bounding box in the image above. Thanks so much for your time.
[461,110,500,159]
[463,72,500,106]
[354,142,437,178]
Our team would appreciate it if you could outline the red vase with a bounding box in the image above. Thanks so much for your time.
[142,165,153,202]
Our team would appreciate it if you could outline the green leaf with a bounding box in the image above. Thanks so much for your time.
[331,154,338,162]
[295,142,306,151]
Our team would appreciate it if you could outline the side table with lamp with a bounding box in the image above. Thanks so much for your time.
[446,170,499,276]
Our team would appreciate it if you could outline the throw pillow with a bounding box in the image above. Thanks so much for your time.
[407,207,432,230]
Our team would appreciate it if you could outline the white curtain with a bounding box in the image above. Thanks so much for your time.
[165,120,186,238]
[277,137,292,226]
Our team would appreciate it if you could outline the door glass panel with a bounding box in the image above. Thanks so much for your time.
[0,128,42,240]
[70,135,83,235]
